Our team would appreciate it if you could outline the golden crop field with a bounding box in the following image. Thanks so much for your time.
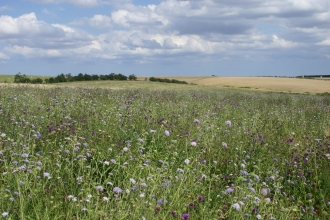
[138,76,330,94]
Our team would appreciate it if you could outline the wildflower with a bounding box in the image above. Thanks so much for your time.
[164,130,170,136]
[150,129,156,133]
[157,199,164,205]
[43,172,51,179]
[2,212,9,218]
[37,132,42,138]
[254,174,260,182]
[240,170,249,176]
[193,119,200,124]
[162,180,171,188]
[225,188,234,194]
[177,168,184,174]
[95,186,104,192]
[140,193,145,198]
[256,214,262,219]
[107,182,113,185]
[113,187,122,193]
[181,213,190,219]
[232,203,241,211]
[184,159,190,165]
[130,178,136,184]
[110,159,116,164]
[261,188,269,196]
[81,208,88,212]
[21,153,29,158]
[190,141,197,147]
[198,196,204,201]
[249,187,256,194]
[264,198,271,203]
[103,197,109,202]
[222,142,228,148]
[123,147,129,152]
[171,210,176,217]
[104,161,110,165]
[9,198,14,202]
[140,183,147,187]
[225,120,232,126]
[137,138,144,143]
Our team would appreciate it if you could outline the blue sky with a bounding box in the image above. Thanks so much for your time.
[1,0,330,77]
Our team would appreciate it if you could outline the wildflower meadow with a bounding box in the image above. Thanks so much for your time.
[0,85,329,219]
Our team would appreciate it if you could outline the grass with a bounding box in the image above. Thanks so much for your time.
[0,83,329,219]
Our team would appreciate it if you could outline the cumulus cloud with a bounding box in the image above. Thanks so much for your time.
[1,0,330,64]
[27,0,131,7]
[71,15,112,29]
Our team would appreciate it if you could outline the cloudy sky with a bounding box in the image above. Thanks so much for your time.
[0,0,330,76]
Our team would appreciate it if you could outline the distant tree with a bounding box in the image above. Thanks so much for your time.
[31,78,43,84]
[14,72,30,83]
[128,74,137,81]
[92,74,99,80]
[66,73,74,82]
[84,74,92,81]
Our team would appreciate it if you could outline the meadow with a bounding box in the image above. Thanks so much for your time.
[0,82,330,219]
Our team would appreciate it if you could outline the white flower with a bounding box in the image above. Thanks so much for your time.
[130,178,136,184]
[103,197,109,201]
[123,147,129,152]
[104,161,110,165]
[190,141,197,147]
[2,212,9,217]
[140,193,145,198]
[184,159,190,165]
[43,172,51,179]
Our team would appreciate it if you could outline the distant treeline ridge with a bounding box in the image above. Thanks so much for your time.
[149,77,188,84]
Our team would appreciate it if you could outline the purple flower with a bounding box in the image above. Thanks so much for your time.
[261,188,269,196]
[232,203,241,211]
[226,188,234,194]
[95,185,104,192]
[157,199,164,205]
[222,142,228,148]
[164,130,170,136]
[198,196,204,201]
[181,213,190,219]
[225,120,232,126]
[171,210,176,217]
[193,119,200,124]
[113,187,122,193]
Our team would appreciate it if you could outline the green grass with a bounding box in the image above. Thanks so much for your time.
[0,84,329,219]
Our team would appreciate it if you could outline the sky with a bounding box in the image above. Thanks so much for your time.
[0,0,330,77]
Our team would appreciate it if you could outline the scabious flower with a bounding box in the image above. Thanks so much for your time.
[130,178,136,184]
[2,212,9,217]
[226,188,234,194]
[193,119,200,124]
[222,142,228,148]
[225,120,232,126]
[113,187,122,193]
[261,188,269,196]
[232,203,241,211]
[43,172,51,179]
[95,186,104,192]
[164,130,170,136]
[184,159,190,165]
[157,199,164,205]
[190,141,197,147]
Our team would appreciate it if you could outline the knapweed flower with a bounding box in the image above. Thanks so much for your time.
[164,130,170,136]
[181,213,190,219]
[113,187,122,193]
[225,120,232,126]
[198,196,204,201]
[232,203,241,211]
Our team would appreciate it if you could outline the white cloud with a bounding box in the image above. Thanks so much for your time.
[0,52,10,60]
[317,39,330,45]
[27,0,131,7]
[71,15,112,29]
[0,5,11,11]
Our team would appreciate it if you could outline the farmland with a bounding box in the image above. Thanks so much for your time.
[0,81,329,219]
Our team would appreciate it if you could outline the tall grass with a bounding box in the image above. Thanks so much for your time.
[0,85,329,219]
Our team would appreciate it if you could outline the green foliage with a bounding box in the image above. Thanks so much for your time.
[149,77,188,84]
[0,86,329,219]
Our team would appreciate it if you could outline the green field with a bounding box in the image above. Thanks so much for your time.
[0,80,329,219]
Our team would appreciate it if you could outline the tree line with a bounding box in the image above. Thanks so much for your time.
[13,73,137,84]
[149,77,188,84]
